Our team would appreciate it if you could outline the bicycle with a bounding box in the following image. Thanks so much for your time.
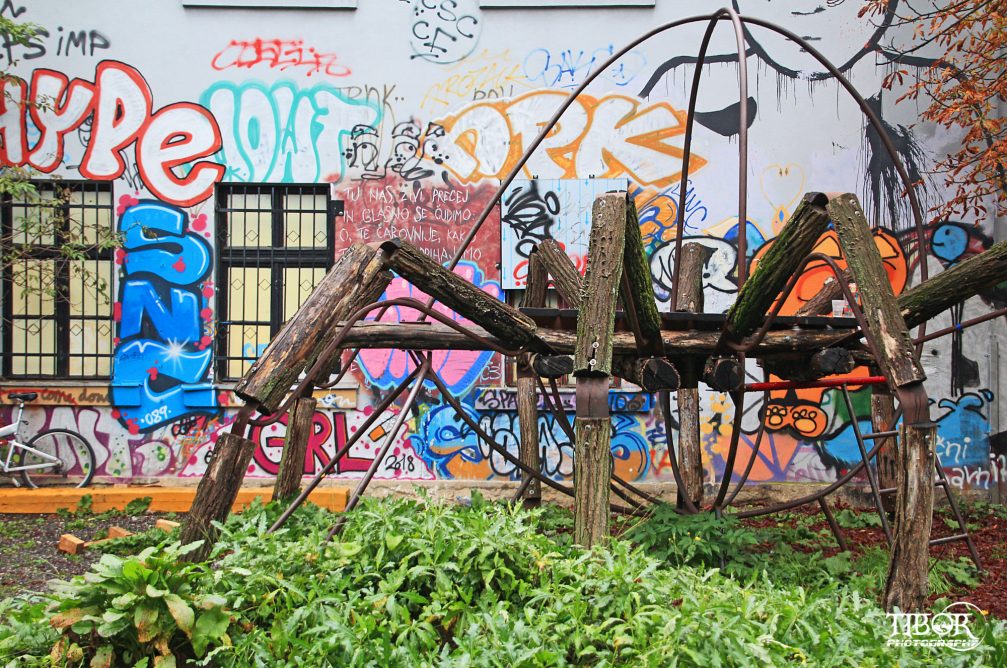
[0,392,96,488]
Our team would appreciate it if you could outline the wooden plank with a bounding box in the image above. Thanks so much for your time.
[622,196,663,355]
[0,487,349,514]
[674,242,707,314]
[574,194,627,377]
[272,397,316,502]
[760,347,857,382]
[58,534,85,555]
[723,193,831,341]
[155,519,181,532]
[381,238,542,348]
[536,238,583,307]
[829,194,925,388]
[236,242,391,412]
[106,526,131,539]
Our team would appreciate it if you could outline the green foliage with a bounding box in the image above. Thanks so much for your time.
[46,542,232,666]
[124,497,154,516]
[0,595,58,666]
[624,504,759,569]
[98,527,180,558]
[832,508,883,529]
[1,498,1003,666]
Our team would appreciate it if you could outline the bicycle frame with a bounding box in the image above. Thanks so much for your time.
[0,401,62,474]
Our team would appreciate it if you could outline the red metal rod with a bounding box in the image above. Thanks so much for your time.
[746,376,887,392]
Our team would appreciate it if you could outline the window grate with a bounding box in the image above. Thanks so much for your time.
[216,183,335,381]
[1,181,114,378]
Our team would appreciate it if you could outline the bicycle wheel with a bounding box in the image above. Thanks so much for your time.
[20,429,96,488]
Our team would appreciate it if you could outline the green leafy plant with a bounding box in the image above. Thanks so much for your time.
[833,508,883,529]
[624,503,759,569]
[47,542,231,667]
[124,497,154,516]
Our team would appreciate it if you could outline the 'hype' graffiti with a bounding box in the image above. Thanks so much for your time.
[429,91,705,187]
[111,201,216,433]
[202,80,380,183]
[0,61,223,207]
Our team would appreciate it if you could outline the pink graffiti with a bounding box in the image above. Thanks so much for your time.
[211,39,351,77]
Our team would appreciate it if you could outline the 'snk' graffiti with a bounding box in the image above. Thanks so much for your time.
[111,201,216,433]
[0,61,223,206]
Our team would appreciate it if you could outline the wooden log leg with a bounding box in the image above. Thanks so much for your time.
[574,416,612,547]
[516,363,542,507]
[675,242,706,508]
[571,194,627,547]
[180,432,257,562]
[272,397,317,502]
[884,422,936,612]
[677,385,704,508]
[872,388,898,513]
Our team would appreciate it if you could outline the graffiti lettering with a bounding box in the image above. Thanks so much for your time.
[110,201,215,433]
[430,91,703,188]
[211,38,351,77]
[409,0,480,65]
[0,61,222,206]
[202,80,380,183]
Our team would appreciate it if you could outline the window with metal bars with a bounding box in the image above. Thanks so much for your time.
[215,184,336,381]
[1,181,115,378]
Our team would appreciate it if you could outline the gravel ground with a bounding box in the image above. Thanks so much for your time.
[0,510,180,598]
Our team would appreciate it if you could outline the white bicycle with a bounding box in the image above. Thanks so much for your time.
[0,392,95,488]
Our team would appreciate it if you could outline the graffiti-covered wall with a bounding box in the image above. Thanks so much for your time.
[2,0,1004,492]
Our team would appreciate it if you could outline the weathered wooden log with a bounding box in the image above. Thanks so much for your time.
[537,238,583,307]
[829,194,925,389]
[524,247,548,309]
[180,432,257,561]
[723,193,831,342]
[573,194,627,547]
[675,242,706,508]
[381,238,542,348]
[529,353,573,378]
[235,243,391,413]
[795,268,853,317]
[574,194,627,378]
[884,422,936,612]
[272,397,316,502]
[574,416,612,547]
[674,242,708,314]
[518,250,548,507]
[516,360,541,507]
[829,194,932,613]
[899,238,1007,329]
[760,347,857,381]
[702,356,743,392]
[872,386,898,513]
[622,197,664,354]
[334,321,861,356]
[611,356,680,392]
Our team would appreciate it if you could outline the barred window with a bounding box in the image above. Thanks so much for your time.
[216,184,336,381]
[1,181,115,378]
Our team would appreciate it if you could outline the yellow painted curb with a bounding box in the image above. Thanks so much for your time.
[0,486,348,514]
